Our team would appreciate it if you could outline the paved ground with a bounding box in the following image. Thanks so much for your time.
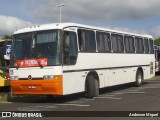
[0,76,160,120]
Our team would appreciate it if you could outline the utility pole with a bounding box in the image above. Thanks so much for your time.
[57,0,66,23]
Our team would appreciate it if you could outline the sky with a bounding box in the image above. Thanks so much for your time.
[0,0,160,38]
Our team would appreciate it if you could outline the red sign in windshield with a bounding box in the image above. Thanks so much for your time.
[15,58,48,67]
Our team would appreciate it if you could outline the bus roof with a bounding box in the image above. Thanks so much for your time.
[14,23,153,39]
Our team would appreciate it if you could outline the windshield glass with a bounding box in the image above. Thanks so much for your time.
[10,30,61,67]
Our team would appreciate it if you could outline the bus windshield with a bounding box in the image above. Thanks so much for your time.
[10,30,61,67]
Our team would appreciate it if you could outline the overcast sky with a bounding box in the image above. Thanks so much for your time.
[0,0,160,38]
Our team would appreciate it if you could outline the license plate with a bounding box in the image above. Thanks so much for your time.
[28,85,36,89]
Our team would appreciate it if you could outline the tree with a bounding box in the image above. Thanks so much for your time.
[1,34,12,39]
[154,38,160,46]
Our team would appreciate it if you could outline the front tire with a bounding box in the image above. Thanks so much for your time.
[85,75,99,98]
[135,70,143,87]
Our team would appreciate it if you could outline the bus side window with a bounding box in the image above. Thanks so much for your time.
[149,39,154,54]
[64,31,78,65]
[96,31,111,52]
[135,37,144,54]
[111,34,124,53]
[78,29,96,52]
[78,30,85,51]
[124,35,135,53]
[144,38,149,54]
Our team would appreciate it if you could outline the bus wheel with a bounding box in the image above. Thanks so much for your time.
[135,70,143,87]
[85,75,99,98]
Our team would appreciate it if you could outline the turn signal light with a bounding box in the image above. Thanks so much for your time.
[10,76,19,80]
[43,75,59,80]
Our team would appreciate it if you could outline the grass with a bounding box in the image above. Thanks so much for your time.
[0,94,8,103]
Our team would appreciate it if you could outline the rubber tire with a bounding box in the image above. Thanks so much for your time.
[85,75,99,98]
[135,70,143,87]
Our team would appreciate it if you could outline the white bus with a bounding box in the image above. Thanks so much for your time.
[10,23,155,98]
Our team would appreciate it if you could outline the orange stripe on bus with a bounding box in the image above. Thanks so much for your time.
[10,75,63,95]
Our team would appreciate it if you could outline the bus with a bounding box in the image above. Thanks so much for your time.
[154,45,160,73]
[9,23,155,98]
[154,45,159,72]
[0,39,11,87]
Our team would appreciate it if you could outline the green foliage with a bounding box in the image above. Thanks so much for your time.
[154,38,160,46]
[1,34,12,39]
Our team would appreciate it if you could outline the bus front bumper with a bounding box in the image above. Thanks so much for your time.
[10,76,63,95]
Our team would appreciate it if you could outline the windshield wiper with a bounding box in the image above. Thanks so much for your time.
[36,59,44,68]
[16,60,22,69]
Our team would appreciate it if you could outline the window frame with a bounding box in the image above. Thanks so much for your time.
[124,35,135,53]
[144,38,149,54]
[111,33,124,53]
[78,29,96,53]
[149,39,154,54]
[135,37,144,54]
[63,31,78,65]
[96,31,111,53]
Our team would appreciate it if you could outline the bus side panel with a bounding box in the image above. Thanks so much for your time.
[62,72,86,95]
[62,53,155,95]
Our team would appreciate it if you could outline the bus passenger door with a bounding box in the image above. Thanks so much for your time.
[63,30,79,94]
[63,31,78,66]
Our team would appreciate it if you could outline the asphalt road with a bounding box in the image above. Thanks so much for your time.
[1,77,160,120]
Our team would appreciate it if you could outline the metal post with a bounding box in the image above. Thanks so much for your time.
[57,0,66,23]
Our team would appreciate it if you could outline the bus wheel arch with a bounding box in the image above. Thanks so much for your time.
[85,71,99,98]
[135,67,144,87]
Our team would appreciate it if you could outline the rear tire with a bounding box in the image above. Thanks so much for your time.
[135,70,143,87]
[85,75,99,98]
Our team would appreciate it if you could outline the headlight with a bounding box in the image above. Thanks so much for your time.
[10,76,19,80]
[43,75,59,80]
[43,75,54,80]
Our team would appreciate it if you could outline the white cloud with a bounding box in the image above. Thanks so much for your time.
[26,0,160,38]
[27,0,160,22]
[0,15,32,37]
[151,26,160,39]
